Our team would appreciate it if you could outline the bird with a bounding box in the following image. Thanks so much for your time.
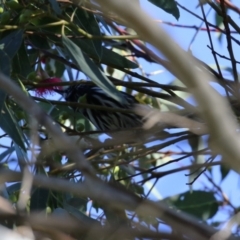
[55,83,143,131]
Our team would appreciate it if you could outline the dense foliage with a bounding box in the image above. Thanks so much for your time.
[0,0,239,239]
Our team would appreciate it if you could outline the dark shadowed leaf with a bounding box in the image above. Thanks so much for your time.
[12,43,32,78]
[30,188,50,210]
[14,142,29,167]
[128,183,144,195]
[0,50,11,76]
[28,34,50,50]
[48,0,62,15]
[7,183,21,195]
[148,0,180,20]
[62,36,126,103]
[0,103,25,150]
[103,207,129,227]
[54,60,65,77]
[74,8,102,59]
[72,38,138,69]
[55,46,74,79]
[29,16,61,33]
[162,190,218,220]
[139,151,152,179]
[39,101,93,131]
[0,87,7,121]
[65,197,88,212]
[103,47,138,69]
[64,197,100,225]
[39,101,83,120]
[96,15,111,34]
[220,164,230,181]
[0,184,9,199]
[0,30,23,59]
[63,194,100,224]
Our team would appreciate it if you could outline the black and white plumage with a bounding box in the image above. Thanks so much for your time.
[56,84,143,131]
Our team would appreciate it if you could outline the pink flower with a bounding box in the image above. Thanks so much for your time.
[35,77,62,97]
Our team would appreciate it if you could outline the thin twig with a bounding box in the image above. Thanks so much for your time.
[219,0,238,82]
[200,5,222,79]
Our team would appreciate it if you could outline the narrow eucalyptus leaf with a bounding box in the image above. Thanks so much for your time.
[0,104,25,150]
[0,30,23,59]
[62,36,126,103]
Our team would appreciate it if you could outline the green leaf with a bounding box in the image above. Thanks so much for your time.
[96,15,111,34]
[14,142,29,165]
[0,30,23,59]
[39,101,83,120]
[0,103,26,150]
[0,50,11,76]
[54,59,65,77]
[148,0,180,20]
[12,43,33,78]
[72,39,138,69]
[38,101,93,131]
[0,88,7,119]
[162,190,218,220]
[7,183,21,195]
[138,149,153,179]
[65,197,88,213]
[103,47,138,69]
[215,14,224,43]
[29,16,59,31]
[128,183,144,195]
[0,184,9,199]
[74,8,102,59]
[220,164,230,181]
[47,0,62,15]
[64,198,100,224]
[30,188,50,210]
[28,34,50,50]
[62,36,126,103]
